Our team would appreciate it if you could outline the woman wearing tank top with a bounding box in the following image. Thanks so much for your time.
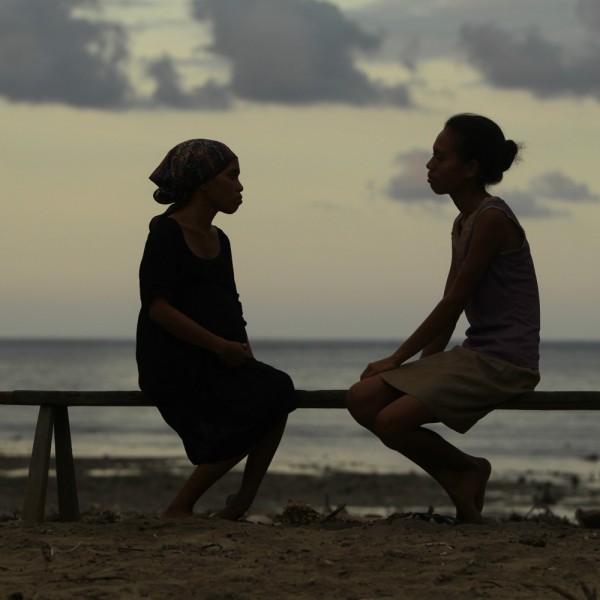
[346,113,540,524]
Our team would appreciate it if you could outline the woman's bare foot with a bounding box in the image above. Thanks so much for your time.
[211,493,252,521]
[438,458,491,524]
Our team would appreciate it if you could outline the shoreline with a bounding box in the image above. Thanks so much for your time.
[1,455,598,524]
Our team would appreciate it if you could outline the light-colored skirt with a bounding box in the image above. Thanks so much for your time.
[379,346,540,433]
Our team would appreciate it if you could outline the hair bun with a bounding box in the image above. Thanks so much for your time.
[502,140,519,172]
[153,188,177,205]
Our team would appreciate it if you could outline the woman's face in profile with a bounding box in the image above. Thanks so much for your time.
[426,128,472,196]
[201,159,244,214]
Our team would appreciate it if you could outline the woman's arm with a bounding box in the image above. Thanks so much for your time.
[361,208,510,378]
[148,297,251,367]
[420,245,459,358]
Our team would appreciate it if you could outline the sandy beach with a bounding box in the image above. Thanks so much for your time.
[1,456,599,599]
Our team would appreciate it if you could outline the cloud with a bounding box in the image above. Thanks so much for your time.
[145,55,232,109]
[459,21,600,100]
[191,0,412,106]
[576,0,600,32]
[8,1,598,111]
[504,189,566,219]
[385,149,437,203]
[498,175,597,218]
[351,0,576,64]
[533,170,599,203]
[0,0,131,108]
[0,0,412,109]
[347,1,600,103]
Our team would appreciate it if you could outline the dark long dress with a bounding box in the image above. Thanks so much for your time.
[136,217,297,464]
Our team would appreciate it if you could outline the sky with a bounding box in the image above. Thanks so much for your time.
[1,0,599,341]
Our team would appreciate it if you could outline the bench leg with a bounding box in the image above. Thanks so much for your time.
[54,406,80,521]
[22,405,54,522]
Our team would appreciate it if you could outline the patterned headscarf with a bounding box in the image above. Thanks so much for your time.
[149,139,237,205]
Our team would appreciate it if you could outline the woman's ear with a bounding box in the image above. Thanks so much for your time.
[465,159,479,179]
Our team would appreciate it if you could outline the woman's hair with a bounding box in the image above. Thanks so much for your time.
[445,113,520,187]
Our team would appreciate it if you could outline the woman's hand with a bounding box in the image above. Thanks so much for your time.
[360,355,402,380]
[215,339,252,367]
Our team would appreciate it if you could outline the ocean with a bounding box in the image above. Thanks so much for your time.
[1,339,599,483]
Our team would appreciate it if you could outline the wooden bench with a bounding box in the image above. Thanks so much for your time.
[1,389,600,522]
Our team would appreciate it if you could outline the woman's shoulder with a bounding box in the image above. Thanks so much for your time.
[215,226,232,248]
[478,196,513,215]
[478,197,523,226]
[145,216,186,253]
[149,215,182,237]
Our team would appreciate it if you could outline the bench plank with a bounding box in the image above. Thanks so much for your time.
[2,389,600,410]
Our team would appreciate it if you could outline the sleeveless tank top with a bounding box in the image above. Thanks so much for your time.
[453,197,540,369]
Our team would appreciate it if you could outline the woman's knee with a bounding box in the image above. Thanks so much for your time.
[345,382,360,411]
[273,369,294,394]
[345,382,372,424]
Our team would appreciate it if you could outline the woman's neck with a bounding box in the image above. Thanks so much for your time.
[172,200,216,233]
[451,188,490,218]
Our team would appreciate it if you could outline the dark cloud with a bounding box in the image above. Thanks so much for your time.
[386,149,437,203]
[8,0,598,111]
[0,0,131,108]
[0,0,412,109]
[505,189,566,219]
[533,170,599,203]
[460,21,600,99]
[145,55,232,109]
[341,1,600,103]
[191,0,411,106]
[576,0,600,32]
[503,176,596,217]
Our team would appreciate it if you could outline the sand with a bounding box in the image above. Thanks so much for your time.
[1,456,599,599]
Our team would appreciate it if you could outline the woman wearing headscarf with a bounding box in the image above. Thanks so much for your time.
[136,139,297,519]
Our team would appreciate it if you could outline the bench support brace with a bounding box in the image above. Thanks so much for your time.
[22,405,80,522]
